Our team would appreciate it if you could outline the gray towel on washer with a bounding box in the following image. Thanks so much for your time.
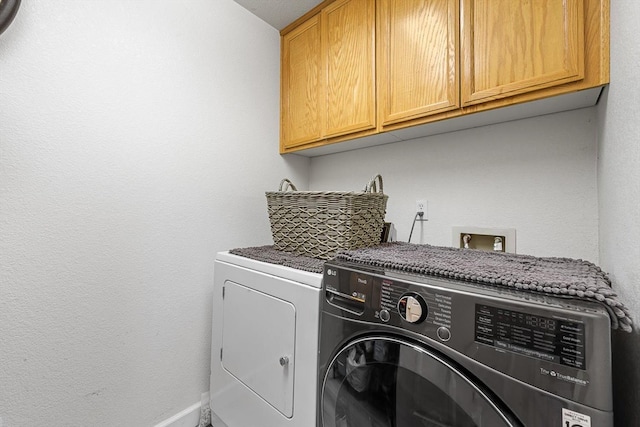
[228,243,633,332]
[335,243,633,332]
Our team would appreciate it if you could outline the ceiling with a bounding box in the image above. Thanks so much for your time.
[233,0,324,30]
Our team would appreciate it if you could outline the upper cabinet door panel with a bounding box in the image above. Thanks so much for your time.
[322,0,376,138]
[462,0,585,106]
[378,0,460,127]
[281,16,323,149]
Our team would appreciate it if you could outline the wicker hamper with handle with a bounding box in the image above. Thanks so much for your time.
[266,175,388,259]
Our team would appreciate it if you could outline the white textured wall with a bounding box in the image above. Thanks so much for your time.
[2,0,636,426]
[597,1,640,425]
[0,1,308,425]
[309,107,599,262]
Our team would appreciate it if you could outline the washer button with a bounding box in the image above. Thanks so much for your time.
[437,326,451,342]
[379,309,390,322]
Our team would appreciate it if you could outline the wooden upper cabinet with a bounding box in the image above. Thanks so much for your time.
[378,0,459,127]
[280,0,375,151]
[280,0,608,154]
[323,0,376,138]
[461,0,585,106]
[281,15,322,149]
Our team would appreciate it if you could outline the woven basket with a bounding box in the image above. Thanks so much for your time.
[266,175,388,259]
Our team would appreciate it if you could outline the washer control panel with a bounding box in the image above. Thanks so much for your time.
[380,279,452,331]
[475,303,587,369]
[322,260,604,371]
[323,264,453,341]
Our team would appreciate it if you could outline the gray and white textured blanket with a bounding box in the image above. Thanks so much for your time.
[230,243,633,332]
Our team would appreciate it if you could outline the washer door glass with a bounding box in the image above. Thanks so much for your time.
[322,337,520,427]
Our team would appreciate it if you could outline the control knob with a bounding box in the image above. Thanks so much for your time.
[397,293,428,324]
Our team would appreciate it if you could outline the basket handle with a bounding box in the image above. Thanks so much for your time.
[365,174,384,193]
[278,178,298,192]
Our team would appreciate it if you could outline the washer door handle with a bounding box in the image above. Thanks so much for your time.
[279,356,290,366]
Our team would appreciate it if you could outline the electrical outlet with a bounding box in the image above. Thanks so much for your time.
[416,200,427,219]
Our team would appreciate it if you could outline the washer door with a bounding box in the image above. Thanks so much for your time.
[322,336,521,427]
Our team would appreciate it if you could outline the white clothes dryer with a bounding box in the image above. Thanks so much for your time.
[209,251,322,427]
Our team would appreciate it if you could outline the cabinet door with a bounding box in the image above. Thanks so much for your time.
[322,0,376,138]
[462,0,585,106]
[281,15,323,150]
[378,0,460,127]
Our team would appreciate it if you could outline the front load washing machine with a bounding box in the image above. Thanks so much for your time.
[318,259,614,427]
[209,252,322,427]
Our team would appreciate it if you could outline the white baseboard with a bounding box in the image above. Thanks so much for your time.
[154,401,201,427]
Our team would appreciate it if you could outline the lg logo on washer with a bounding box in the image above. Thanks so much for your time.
[539,367,589,386]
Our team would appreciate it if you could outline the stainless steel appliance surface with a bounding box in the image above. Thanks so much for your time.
[318,259,613,427]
